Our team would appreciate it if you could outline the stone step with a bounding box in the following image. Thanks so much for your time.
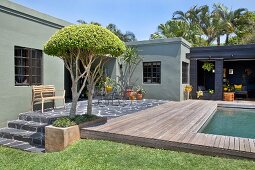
[19,111,68,124]
[0,128,44,146]
[8,120,47,133]
[0,137,44,153]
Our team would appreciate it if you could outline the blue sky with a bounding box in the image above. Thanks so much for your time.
[11,0,255,40]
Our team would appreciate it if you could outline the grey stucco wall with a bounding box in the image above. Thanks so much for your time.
[117,38,191,101]
[180,43,191,100]
[0,1,71,127]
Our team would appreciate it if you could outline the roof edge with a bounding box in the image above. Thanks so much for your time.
[1,0,72,29]
[126,37,191,48]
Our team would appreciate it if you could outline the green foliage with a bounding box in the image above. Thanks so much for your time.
[1,140,255,169]
[153,3,251,46]
[122,47,142,65]
[202,62,214,72]
[44,24,126,58]
[52,117,76,128]
[134,85,146,94]
[208,89,214,94]
[70,114,98,125]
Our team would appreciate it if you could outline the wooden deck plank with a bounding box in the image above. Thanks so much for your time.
[244,138,251,152]
[219,136,226,148]
[234,137,240,151]
[214,136,221,148]
[229,137,235,150]
[249,139,255,153]
[223,136,230,149]
[239,138,246,152]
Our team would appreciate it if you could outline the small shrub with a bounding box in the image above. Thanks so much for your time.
[52,117,76,128]
[71,114,99,125]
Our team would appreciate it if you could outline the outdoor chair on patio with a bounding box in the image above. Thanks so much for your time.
[234,85,248,99]
[95,86,124,106]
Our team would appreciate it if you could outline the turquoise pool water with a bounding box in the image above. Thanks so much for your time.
[201,107,255,139]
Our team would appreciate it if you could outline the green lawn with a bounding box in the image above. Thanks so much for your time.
[0,140,255,170]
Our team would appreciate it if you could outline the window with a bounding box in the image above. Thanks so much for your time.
[182,62,189,84]
[143,62,161,84]
[15,46,42,86]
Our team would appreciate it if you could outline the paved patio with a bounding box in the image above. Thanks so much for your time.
[0,99,167,152]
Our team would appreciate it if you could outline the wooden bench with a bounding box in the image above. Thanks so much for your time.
[32,85,65,113]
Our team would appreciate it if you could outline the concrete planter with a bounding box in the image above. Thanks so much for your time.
[78,117,107,129]
[45,125,80,152]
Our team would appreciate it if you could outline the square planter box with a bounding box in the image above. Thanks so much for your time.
[45,125,80,152]
[78,117,107,129]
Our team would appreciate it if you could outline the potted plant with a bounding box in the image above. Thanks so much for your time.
[105,77,114,93]
[208,89,214,95]
[184,85,192,100]
[196,90,203,99]
[202,62,214,72]
[129,92,136,101]
[45,117,80,152]
[135,85,146,100]
[126,88,133,97]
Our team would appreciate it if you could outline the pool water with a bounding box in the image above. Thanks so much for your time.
[201,107,255,139]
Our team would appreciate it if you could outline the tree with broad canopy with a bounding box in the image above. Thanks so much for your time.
[44,24,126,116]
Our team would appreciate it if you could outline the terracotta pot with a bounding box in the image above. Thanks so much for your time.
[126,89,132,97]
[45,125,80,152]
[136,93,143,100]
[105,86,112,93]
[129,95,136,101]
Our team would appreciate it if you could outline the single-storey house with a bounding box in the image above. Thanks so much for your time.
[0,0,71,127]
[2,0,255,128]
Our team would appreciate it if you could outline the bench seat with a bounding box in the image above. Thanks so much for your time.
[32,85,65,113]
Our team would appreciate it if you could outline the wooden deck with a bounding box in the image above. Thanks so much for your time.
[81,100,255,159]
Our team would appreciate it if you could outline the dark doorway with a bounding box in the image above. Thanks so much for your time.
[224,60,255,99]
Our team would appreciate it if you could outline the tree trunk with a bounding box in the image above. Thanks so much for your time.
[86,84,94,115]
[225,34,229,45]
[217,36,220,46]
[70,82,78,117]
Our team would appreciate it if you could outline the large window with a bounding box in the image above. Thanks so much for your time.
[15,46,42,86]
[143,62,161,84]
[182,62,189,84]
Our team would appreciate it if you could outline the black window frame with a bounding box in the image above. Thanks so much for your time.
[143,61,161,84]
[15,46,43,86]
[182,62,189,84]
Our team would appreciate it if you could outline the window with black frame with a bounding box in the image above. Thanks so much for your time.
[15,46,42,86]
[143,62,161,84]
[182,62,189,84]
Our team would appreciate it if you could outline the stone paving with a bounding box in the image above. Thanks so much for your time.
[0,99,168,153]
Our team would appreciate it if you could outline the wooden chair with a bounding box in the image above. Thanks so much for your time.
[32,85,65,113]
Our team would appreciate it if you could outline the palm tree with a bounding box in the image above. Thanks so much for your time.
[173,5,218,45]
[77,19,101,26]
[212,4,247,45]
[106,23,136,42]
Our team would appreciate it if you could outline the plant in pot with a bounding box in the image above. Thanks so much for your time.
[196,90,203,99]
[135,85,146,100]
[45,117,80,152]
[202,62,214,72]
[208,89,214,95]
[105,77,114,93]
[129,91,136,101]
[184,85,192,100]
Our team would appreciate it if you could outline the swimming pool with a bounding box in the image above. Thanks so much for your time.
[200,107,255,139]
